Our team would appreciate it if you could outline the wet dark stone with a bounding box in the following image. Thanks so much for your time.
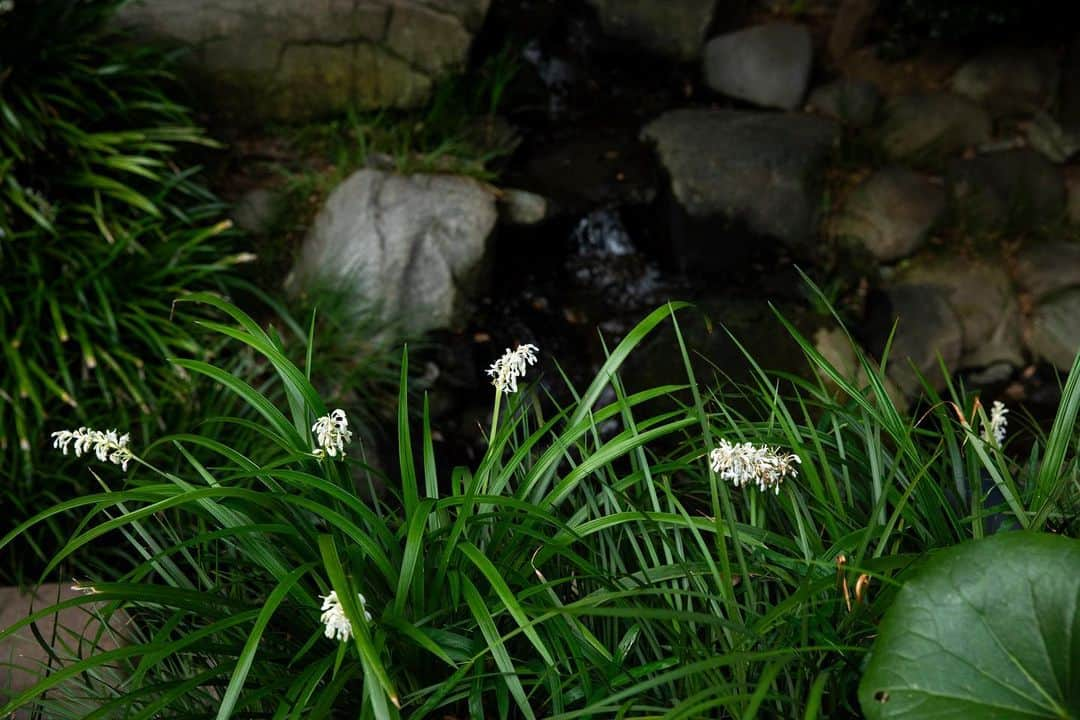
[862,283,962,394]
[642,108,840,271]
[947,149,1065,232]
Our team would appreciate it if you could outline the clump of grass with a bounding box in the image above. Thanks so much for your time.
[2,284,1076,718]
[0,0,255,580]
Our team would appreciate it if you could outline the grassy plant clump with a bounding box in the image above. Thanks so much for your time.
[3,289,1076,718]
[0,0,255,579]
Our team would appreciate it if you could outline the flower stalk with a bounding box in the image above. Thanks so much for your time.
[485,344,538,443]
[312,409,352,459]
[51,427,134,471]
[709,439,800,495]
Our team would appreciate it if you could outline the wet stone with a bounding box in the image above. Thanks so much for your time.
[813,327,908,411]
[950,48,1058,117]
[702,23,813,110]
[1028,288,1080,371]
[498,188,549,226]
[1014,241,1080,301]
[586,0,717,61]
[829,167,945,263]
[879,93,991,161]
[807,77,880,127]
[864,283,963,395]
[642,108,839,266]
[896,256,1024,370]
[947,149,1065,232]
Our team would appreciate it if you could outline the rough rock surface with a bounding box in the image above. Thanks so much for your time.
[586,0,717,60]
[116,0,490,122]
[813,327,907,411]
[702,23,813,110]
[642,109,839,250]
[830,167,945,262]
[1014,241,1080,301]
[1028,288,1080,371]
[1,584,127,710]
[498,188,548,225]
[950,48,1058,116]
[866,283,963,394]
[291,169,496,336]
[879,93,991,160]
[897,256,1024,369]
[807,77,880,127]
[947,149,1065,231]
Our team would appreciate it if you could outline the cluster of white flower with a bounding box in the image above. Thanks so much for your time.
[982,400,1008,446]
[51,427,134,471]
[709,439,800,494]
[311,409,352,459]
[486,344,539,393]
[0,1,13,15]
[319,590,372,642]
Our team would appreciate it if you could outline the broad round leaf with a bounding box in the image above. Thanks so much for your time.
[860,531,1080,719]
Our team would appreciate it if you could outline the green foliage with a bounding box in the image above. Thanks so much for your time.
[859,532,1080,719]
[0,1,239,478]
[0,0,260,586]
[1,289,1077,718]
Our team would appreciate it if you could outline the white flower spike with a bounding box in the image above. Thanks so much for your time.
[319,590,372,643]
[311,409,352,459]
[486,344,539,393]
[709,439,801,495]
[51,427,133,471]
[983,400,1008,446]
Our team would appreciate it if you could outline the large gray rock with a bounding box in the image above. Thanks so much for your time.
[868,283,963,394]
[807,77,880,127]
[1028,288,1080,371]
[1014,241,1080,301]
[830,167,945,262]
[291,169,497,336]
[702,23,813,110]
[947,149,1065,232]
[586,0,717,61]
[880,93,992,161]
[950,48,1058,117]
[116,0,490,123]
[642,109,839,250]
[897,256,1024,369]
